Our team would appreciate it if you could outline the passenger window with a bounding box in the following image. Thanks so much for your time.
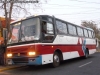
[56,20,67,34]
[92,32,95,38]
[73,26,77,35]
[91,31,95,38]
[84,29,88,37]
[77,27,83,36]
[88,30,92,38]
[68,24,77,35]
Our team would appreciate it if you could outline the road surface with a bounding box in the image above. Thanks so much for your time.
[0,52,100,75]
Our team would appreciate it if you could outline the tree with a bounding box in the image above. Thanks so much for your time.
[81,20,100,39]
[0,0,46,44]
[0,0,46,65]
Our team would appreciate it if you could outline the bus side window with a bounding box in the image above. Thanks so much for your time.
[88,30,92,38]
[56,20,67,35]
[68,24,77,35]
[77,27,83,36]
[84,29,88,37]
[92,31,95,38]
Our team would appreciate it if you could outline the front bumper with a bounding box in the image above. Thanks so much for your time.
[7,56,42,65]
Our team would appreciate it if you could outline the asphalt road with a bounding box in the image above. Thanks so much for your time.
[0,52,100,75]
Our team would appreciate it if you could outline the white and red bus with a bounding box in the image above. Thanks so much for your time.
[6,15,96,67]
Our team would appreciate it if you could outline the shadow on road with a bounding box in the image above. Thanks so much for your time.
[13,55,96,72]
[60,55,94,65]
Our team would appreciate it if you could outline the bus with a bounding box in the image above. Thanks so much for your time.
[6,15,96,67]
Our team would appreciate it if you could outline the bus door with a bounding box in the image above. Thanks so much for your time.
[41,21,55,43]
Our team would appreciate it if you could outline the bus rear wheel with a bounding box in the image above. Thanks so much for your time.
[52,52,60,67]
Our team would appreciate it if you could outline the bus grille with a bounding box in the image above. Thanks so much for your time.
[13,53,27,57]
[12,58,28,63]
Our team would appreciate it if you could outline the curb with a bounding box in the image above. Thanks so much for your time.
[0,65,25,72]
[96,50,100,52]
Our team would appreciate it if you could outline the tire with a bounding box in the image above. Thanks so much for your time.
[84,49,89,59]
[52,52,60,67]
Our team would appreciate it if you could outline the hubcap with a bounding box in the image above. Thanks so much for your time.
[54,55,59,62]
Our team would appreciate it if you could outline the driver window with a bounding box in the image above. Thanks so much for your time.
[42,21,54,41]
[42,21,47,34]
[47,23,54,34]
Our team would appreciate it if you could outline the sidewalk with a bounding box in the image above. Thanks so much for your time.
[96,49,100,52]
[0,65,25,72]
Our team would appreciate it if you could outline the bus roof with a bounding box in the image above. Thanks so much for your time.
[81,26,94,31]
[10,15,94,32]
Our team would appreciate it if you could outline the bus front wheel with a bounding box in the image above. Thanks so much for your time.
[52,52,60,67]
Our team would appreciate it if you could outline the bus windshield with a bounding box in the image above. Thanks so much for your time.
[8,18,40,44]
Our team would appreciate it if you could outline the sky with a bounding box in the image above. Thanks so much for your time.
[0,0,100,27]
[32,0,100,26]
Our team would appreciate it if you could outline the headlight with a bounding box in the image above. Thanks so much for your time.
[7,53,12,58]
[28,52,36,56]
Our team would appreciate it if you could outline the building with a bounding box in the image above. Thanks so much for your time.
[0,17,14,37]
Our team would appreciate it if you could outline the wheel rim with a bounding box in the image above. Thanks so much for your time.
[54,55,59,63]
